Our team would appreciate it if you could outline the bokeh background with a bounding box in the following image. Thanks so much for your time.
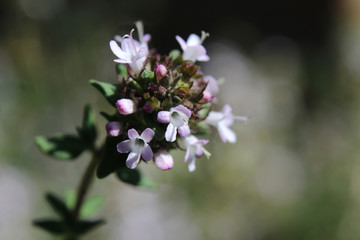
[2,0,360,239]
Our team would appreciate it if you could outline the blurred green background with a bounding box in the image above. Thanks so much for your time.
[2,0,360,239]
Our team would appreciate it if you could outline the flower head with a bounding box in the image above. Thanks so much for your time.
[154,150,174,171]
[205,104,249,143]
[176,32,210,62]
[183,135,210,172]
[117,128,155,169]
[110,29,148,75]
[157,105,192,142]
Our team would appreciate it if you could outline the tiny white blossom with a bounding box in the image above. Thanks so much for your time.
[117,128,155,169]
[205,104,249,143]
[175,32,210,62]
[110,29,148,76]
[157,105,192,142]
[183,135,210,172]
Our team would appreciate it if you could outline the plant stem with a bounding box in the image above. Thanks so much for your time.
[72,150,100,221]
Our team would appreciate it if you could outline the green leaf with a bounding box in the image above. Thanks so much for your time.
[194,122,211,135]
[80,196,105,218]
[116,167,158,189]
[116,64,128,78]
[89,79,119,106]
[100,111,118,122]
[77,105,97,148]
[35,135,86,160]
[65,189,76,210]
[169,49,181,59]
[144,117,166,140]
[96,136,127,178]
[33,219,66,235]
[197,103,212,120]
[73,219,105,235]
[46,192,72,222]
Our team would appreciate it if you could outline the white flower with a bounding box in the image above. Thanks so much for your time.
[175,31,210,62]
[205,104,249,143]
[183,135,210,172]
[157,105,192,142]
[109,29,148,76]
[117,128,154,169]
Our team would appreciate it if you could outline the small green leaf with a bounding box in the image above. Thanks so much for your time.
[116,64,128,78]
[89,79,119,106]
[73,219,105,235]
[197,103,212,120]
[35,135,86,160]
[169,49,181,59]
[33,219,66,235]
[144,118,166,140]
[116,167,158,189]
[65,189,76,210]
[46,192,72,222]
[77,105,97,148]
[80,196,105,218]
[96,136,127,178]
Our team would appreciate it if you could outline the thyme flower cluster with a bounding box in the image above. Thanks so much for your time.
[105,22,248,172]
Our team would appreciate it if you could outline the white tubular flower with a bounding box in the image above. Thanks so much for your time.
[175,32,210,62]
[157,105,192,142]
[183,135,210,172]
[109,29,148,75]
[205,104,249,143]
[117,128,155,169]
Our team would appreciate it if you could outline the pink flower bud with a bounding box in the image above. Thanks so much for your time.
[116,99,136,115]
[106,122,123,137]
[155,63,167,81]
[154,150,174,170]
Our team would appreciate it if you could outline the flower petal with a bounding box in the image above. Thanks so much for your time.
[196,54,210,62]
[175,35,187,51]
[141,144,153,161]
[157,111,171,123]
[178,124,190,138]
[218,122,237,143]
[183,45,206,62]
[173,105,191,119]
[117,139,132,153]
[140,128,155,143]
[126,152,141,169]
[188,157,196,172]
[109,40,131,63]
[186,34,201,46]
[127,128,139,140]
[165,124,177,142]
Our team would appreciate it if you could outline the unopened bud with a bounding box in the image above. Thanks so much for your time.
[116,99,136,115]
[155,63,167,81]
[106,121,123,137]
[201,91,214,103]
[154,150,174,170]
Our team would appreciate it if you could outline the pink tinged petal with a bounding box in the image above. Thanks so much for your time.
[222,104,232,115]
[173,105,191,119]
[197,139,209,145]
[154,151,174,170]
[117,140,132,153]
[195,147,204,158]
[218,122,237,143]
[109,40,131,63]
[184,146,190,163]
[186,34,201,46]
[165,124,177,142]
[121,36,137,59]
[205,111,223,126]
[175,35,187,51]
[204,75,219,95]
[106,122,123,137]
[178,124,190,138]
[142,34,151,43]
[127,128,139,140]
[157,111,171,123]
[126,152,141,169]
[201,91,213,103]
[140,128,155,143]
[141,144,153,161]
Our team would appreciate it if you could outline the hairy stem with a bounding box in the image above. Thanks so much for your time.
[72,150,100,221]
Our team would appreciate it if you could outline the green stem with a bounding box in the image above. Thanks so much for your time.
[72,150,100,221]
